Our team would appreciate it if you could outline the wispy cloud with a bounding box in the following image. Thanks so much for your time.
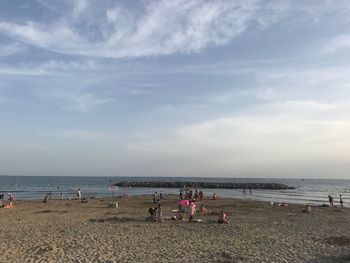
[0,59,99,76]
[2,1,349,59]
[53,90,114,112]
[0,1,265,58]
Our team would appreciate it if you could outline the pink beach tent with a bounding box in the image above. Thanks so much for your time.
[177,200,190,206]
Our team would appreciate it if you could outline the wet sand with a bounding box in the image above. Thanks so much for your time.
[0,195,349,262]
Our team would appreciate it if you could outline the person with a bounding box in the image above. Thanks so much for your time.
[199,190,203,202]
[250,189,252,195]
[211,193,217,200]
[0,194,3,206]
[5,193,14,208]
[159,192,163,200]
[153,192,157,204]
[199,203,207,214]
[77,189,82,199]
[194,189,199,200]
[43,194,49,203]
[179,190,183,200]
[156,203,162,222]
[328,195,334,207]
[340,194,344,208]
[188,200,196,223]
[217,210,228,224]
[302,204,312,213]
[8,193,14,206]
[61,192,64,200]
[148,207,157,221]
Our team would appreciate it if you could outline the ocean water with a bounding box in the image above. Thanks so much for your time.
[0,176,349,207]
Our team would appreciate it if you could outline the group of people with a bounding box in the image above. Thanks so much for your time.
[153,192,166,204]
[0,193,15,208]
[148,189,229,224]
[328,194,344,207]
[179,189,204,202]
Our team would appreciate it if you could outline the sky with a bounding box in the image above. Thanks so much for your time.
[0,0,350,178]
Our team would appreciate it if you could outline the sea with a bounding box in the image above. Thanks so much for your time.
[0,176,349,207]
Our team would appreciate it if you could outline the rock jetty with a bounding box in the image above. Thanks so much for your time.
[114,181,295,190]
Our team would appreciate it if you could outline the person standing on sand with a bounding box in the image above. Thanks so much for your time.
[153,192,157,204]
[194,189,199,200]
[328,195,334,207]
[199,190,203,202]
[340,194,344,207]
[180,190,183,200]
[188,200,196,223]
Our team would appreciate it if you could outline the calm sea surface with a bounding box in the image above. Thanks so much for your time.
[0,176,349,207]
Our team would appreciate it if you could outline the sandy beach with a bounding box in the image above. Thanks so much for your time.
[0,195,349,263]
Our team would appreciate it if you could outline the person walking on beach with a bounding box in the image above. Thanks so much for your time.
[188,200,196,223]
[179,190,183,200]
[328,195,334,207]
[77,189,82,199]
[340,194,344,207]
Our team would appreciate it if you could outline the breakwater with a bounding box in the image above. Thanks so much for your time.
[114,181,295,190]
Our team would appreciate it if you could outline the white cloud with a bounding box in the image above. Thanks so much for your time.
[126,100,350,176]
[323,34,350,54]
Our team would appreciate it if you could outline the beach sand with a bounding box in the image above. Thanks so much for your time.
[0,195,349,263]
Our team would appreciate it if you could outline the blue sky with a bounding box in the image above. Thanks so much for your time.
[0,0,350,178]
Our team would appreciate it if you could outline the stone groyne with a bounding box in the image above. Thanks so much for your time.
[114,181,295,190]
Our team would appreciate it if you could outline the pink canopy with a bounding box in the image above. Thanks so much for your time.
[177,200,190,206]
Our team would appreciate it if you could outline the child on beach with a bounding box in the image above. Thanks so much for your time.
[217,210,228,224]
[188,200,196,223]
